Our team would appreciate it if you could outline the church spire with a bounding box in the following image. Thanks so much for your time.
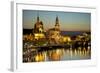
[37,11,39,22]
[55,16,59,25]
[55,16,60,30]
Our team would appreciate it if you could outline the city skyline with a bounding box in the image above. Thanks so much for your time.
[23,10,91,31]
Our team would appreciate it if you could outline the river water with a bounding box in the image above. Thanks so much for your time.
[24,46,91,62]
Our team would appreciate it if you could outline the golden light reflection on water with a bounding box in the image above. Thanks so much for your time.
[33,47,91,62]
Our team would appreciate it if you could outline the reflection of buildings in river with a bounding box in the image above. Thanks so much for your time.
[30,47,91,62]
[34,52,45,62]
[70,47,90,58]
[47,49,64,61]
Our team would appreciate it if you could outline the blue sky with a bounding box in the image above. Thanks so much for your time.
[23,10,91,31]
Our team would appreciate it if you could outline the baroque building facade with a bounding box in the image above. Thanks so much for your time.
[33,15,45,40]
[48,16,63,44]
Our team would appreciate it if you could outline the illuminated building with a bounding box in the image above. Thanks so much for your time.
[34,33,45,40]
[33,14,45,40]
[23,34,34,41]
[48,16,62,44]
[63,36,71,42]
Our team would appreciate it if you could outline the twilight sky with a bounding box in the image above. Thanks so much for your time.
[23,10,91,31]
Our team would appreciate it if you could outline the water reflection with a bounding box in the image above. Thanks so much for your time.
[48,49,63,61]
[23,46,91,62]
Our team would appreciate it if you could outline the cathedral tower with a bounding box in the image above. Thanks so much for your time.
[33,12,44,33]
[55,16,60,30]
